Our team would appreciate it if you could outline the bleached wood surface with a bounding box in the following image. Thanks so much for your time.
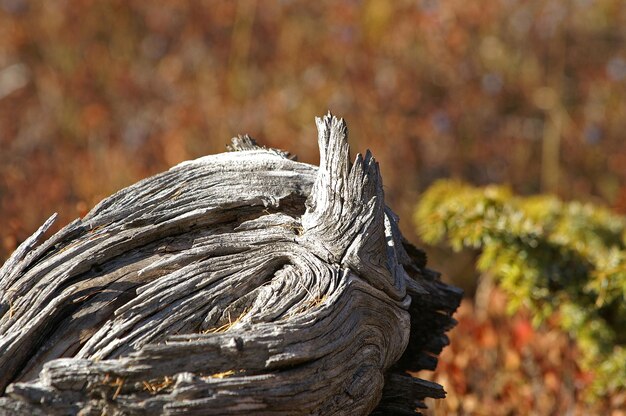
[0,113,461,415]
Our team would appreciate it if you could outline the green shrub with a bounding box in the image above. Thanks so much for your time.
[415,180,626,397]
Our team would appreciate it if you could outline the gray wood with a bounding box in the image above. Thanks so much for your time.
[0,113,461,415]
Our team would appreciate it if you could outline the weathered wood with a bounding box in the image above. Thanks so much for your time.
[0,113,461,415]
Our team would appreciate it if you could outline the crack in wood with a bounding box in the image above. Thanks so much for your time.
[0,113,461,415]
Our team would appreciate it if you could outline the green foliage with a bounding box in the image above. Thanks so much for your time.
[416,180,626,397]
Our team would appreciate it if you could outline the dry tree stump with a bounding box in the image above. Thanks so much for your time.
[0,113,462,415]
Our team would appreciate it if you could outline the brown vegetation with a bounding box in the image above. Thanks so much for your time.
[2,1,625,413]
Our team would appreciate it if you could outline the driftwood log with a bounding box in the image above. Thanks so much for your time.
[0,113,462,415]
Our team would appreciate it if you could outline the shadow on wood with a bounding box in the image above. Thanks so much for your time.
[0,113,462,415]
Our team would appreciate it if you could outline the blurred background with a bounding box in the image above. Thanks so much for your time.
[1,0,625,414]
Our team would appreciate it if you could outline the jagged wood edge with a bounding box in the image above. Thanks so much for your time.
[0,114,461,415]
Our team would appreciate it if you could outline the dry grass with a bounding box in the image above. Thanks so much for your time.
[203,308,250,334]
[102,374,125,400]
[204,370,237,379]
[142,376,175,395]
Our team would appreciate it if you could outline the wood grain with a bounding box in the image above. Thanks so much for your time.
[0,113,461,415]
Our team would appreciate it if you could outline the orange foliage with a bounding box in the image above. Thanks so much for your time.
[2,1,626,262]
[1,1,626,413]
[419,286,626,415]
